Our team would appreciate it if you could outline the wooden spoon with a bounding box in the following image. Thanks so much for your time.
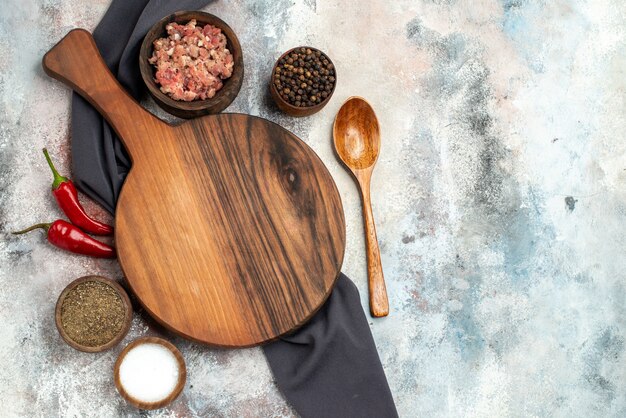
[333,97,389,317]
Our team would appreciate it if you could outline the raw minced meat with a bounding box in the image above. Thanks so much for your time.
[149,20,234,101]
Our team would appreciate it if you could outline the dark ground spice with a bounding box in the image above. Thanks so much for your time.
[60,281,125,347]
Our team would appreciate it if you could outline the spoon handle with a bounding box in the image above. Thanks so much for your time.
[357,172,389,317]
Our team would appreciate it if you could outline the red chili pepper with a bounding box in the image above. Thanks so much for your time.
[43,148,113,236]
[12,220,116,258]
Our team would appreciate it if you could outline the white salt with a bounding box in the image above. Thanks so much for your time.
[118,342,180,403]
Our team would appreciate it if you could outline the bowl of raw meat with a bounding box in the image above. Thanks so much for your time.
[140,11,244,118]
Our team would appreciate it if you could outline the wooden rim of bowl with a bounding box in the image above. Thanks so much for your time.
[269,46,337,117]
[139,11,244,118]
[114,336,187,410]
[55,275,132,353]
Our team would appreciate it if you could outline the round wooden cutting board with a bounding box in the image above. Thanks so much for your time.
[43,29,346,347]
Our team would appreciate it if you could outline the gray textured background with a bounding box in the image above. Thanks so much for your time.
[2,0,626,416]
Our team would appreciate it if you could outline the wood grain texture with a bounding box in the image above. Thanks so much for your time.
[43,29,346,347]
[114,337,186,410]
[333,97,389,317]
[139,11,244,119]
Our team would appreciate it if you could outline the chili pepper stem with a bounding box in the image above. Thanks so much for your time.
[42,148,68,189]
[12,222,51,235]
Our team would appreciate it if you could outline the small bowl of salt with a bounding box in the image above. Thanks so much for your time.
[114,337,186,410]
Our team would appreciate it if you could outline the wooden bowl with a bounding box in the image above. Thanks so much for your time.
[114,337,187,410]
[139,11,244,119]
[55,276,132,353]
[269,46,336,117]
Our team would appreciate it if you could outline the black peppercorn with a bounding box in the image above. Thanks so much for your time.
[272,47,336,109]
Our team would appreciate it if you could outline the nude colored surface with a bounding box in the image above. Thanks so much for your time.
[2,0,626,416]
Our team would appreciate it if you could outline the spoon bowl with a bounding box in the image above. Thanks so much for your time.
[333,97,389,317]
[333,98,380,170]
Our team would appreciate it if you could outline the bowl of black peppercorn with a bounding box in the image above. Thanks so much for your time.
[270,46,336,117]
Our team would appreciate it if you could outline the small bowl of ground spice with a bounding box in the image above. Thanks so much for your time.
[139,11,244,118]
[55,276,132,353]
[270,46,337,117]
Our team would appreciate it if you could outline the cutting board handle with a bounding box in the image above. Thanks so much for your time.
[43,29,165,158]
